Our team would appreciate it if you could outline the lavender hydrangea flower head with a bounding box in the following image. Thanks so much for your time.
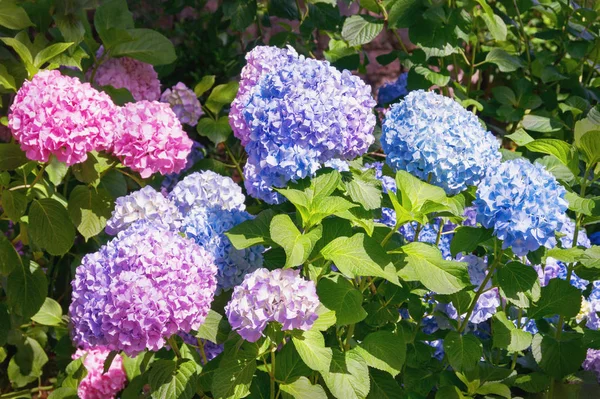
[377,72,408,105]
[105,186,182,235]
[583,349,600,383]
[225,268,319,342]
[474,158,568,256]
[381,90,501,195]
[578,297,600,330]
[160,82,203,126]
[182,207,264,293]
[168,170,246,214]
[70,222,217,356]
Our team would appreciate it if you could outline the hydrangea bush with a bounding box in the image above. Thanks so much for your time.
[1,1,600,398]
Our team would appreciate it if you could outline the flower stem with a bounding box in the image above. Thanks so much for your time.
[344,324,355,351]
[167,336,182,360]
[270,344,277,399]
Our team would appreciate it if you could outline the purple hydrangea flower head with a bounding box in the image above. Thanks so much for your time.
[578,298,600,330]
[534,259,562,287]
[584,349,600,382]
[160,141,206,193]
[160,82,203,126]
[182,207,264,293]
[238,46,376,203]
[399,220,454,260]
[462,206,478,227]
[168,170,246,214]
[225,268,319,342]
[70,222,218,356]
[377,72,408,105]
[381,90,501,195]
[474,158,568,256]
[105,186,182,235]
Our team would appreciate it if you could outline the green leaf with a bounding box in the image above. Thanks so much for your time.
[226,209,275,249]
[317,275,367,326]
[531,334,586,379]
[0,234,21,276]
[0,64,17,91]
[68,186,113,241]
[197,116,232,145]
[450,227,493,257]
[194,75,216,97]
[31,297,63,326]
[435,386,466,399]
[7,262,47,320]
[475,0,506,41]
[396,242,470,295]
[100,85,135,105]
[485,48,525,72]
[578,130,600,166]
[514,372,551,393]
[292,330,333,372]
[48,387,78,399]
[148,359,198,399]
[33,42,73,68]
[492,311,532,352]
[443,332,482,371]
[413,65,450,87]
[212,349,257,399]
[94,0,134,45]
[274,344,311,384]
[496,261,541,308]
[367,369,402,399]
[354,331,405,377]
[341,15,384,46]
[1,190,27,223]
[492,86,517,106]
[280,377,327,399]
[268,0,299,19]
[388,0,422,28]
[529,279,582,319]
[0,144,28,171]
[8,337,49,388]
[321,233,400,285]
[344,170,382,210]
[522,115,562,133]
[29,198,75,255]
[111,28,176,65]
[0,1,34,30]
[206,82,240,115]
[222,0,257,31]
[475,382,511,399]
[46,156,69,185]
[195,310,229,344]
[565,192,595,216]
[506,128,534,146]
[321,349,370,399]
[270,215,322,268]
[546,247,585,264]
[525,139,577,173]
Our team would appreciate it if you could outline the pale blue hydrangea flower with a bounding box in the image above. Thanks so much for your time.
[381,90,501,195]
[474,158,568,256]
[377,73,408,105]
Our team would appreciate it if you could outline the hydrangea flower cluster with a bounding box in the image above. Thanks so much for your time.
[92,48,161,101]
[225,268,319,342]
[70,222,217,356]
[232,46,376,203]
[474,158,568,256]
[160,82,203,126]
[377,72,408,105]
[160,140,206,193]
[381,90,501,195]
[105,186,182,235]
[577,298,600,330]
[583,349,600,383]
[8,70,117,165]
[182,207,264,292]
[112,101,193,178]
[72,348,127,399]
[169,170,246,214]
[399,221,454,260]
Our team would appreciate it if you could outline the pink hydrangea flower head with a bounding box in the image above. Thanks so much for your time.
[8,70,118,165]
[92,47,161,101]
[160,82,203,126]
[72,348,127,399]
[112,101,193,178]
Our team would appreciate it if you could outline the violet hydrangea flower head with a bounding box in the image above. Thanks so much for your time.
[381,90,501,195]
[112,100,193,178]
[72,348,127,399]
[240,47,376,203]
[583,349,600,383]
[230,45,299,146]
[8,70,118,165]
[377,72,408,105]
[474,158,568,256]
[160,82,203,126]
[70,221,218,356]
[577,298,600,330]
[225,268,320,342]
[182,207,264,293]
[92,47,161,102]
[168,170,246,214]
[105,186,182,235]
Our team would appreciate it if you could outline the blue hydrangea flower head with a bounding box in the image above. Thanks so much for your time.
[399,220,454,260]
[168,170,246,214]
[474,158,568,256]
[105,186,182,235]
[381,90,501,194]
[182,207,264,293]
[377,73,408,105]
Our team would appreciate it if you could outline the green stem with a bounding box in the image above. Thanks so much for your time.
[512,0,532,72]
[9,162,47,191]
[0,386,54,398]
[167,336,182,360]
[197,338,208,365]
[344,324,355,351]
[270,345,277,399]
[414,223,423,242]
[224,143,245,181]
[435,218,444,246]
[381,220,401,247]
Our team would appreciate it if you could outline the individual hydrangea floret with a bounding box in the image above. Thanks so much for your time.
[112,101,193,178]
[381,90,501,195]
[474,158,568,256]
[225,268,319,342]
[105,186,182,235]
[169,171,246,214]
[92,48,161,101]
[377,72,408,105]
[182,207,264,293]
[70,222,217,356]
[8,70,117,165]
[72,348,127,399]
[237,46,376,203]
[160,82,203,126]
